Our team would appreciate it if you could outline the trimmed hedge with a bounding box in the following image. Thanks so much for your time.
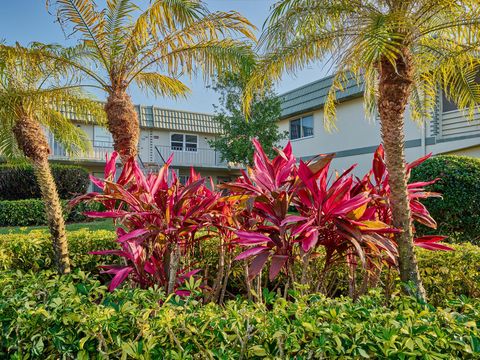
[0,270,479,359]
[0,228,117,272]
[0,199,103,227]
[0,199,69,227]
[0,163,89,200]
[410,155,480,244]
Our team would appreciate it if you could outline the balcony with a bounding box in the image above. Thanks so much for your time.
[49,140,114,162]
[154,145,240,169]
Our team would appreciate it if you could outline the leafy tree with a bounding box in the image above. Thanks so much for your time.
[208,74,287,166]
[48,0,256,162]
[245,0,480,300]
[0,43,104,274]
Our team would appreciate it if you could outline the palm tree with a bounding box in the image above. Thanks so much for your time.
[0,43,105,274]
[48,0,256,162]
[246,0,480,300]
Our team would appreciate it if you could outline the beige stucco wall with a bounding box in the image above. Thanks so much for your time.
[278,97,428,175]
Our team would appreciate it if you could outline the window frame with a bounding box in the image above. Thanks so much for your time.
[170,133,198,152]
[289,115,314,140]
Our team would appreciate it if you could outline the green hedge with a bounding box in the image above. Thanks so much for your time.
[0,228,117,272]
[410,155,480,244]
[417,244,480,305]
[0,163,89,200]
[0,270,479,359]
[0,199,103,227]
[0,227,478,307]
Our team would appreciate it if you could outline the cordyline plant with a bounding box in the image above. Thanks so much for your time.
[75,140,450,301]
[71,152,219,294]
[354,145,453,252]
[221,140,452,299]
[221,140,396,297]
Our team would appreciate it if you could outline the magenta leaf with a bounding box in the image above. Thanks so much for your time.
[235,246,269,260]
[236,231,272,245]
[248,252,270,280]
[269,255,288,280]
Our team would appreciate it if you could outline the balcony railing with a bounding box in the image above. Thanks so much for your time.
[155,145,238,169]
[49,140,114,161]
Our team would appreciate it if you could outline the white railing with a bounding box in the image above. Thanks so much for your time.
[154,145,236,168]
[49,140,114,161]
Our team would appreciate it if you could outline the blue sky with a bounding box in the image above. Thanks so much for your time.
[0,0,328,113]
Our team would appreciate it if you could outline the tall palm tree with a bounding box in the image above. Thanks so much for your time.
[0,43,105,274]
[246,0,480,300]
[48,0,256,162]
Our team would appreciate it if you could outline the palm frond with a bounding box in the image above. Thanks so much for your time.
[50,0,109,67]
[133,72,190,98]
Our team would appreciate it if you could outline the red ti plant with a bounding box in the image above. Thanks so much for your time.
[354,145,452,251]
[221,140,399,295]
[71,152,220,294]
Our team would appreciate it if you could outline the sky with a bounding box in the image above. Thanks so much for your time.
[0,0,329,113]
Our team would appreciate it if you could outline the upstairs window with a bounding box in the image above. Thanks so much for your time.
[290,115,314,140]
[170,133,198,152]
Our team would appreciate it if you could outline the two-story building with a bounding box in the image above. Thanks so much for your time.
[278,74,480,175]
[49,105,241,186]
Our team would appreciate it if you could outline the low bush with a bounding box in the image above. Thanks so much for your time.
[418,243,480,305]
[0,228,116,272]
[0,199,103,226]
[0,270,479,359]
[0,199,68,227]
[410,155,480,244]
[0,163,89,200]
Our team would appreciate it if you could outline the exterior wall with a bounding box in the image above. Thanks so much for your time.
[278,93,480,176]
[48,121,240,185]
[278,97,427,175]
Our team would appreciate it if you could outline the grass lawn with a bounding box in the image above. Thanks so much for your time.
[0,219,115,234]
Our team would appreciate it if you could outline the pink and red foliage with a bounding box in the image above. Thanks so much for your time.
[74,140,451,296]
[71,152,220,293]
[353,145,452,251]
[221,140,400,282]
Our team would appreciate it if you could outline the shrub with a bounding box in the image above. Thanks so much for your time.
[75,143,449,300]
[0,270,479,359]
[0,199,103,226]
[417,243,480,305]
[410,155,480,244]
[0,228,117,272]
[0,163,89,200]
[0,199,68,227]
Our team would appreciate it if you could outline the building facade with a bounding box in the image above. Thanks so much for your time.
[49,105,240,185]
[278,74,480,175]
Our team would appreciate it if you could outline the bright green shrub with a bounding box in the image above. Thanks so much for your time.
[410,155,480,244]
[0,199,70,227]
[417,244,480,305]
[0,269,479,359]
[0,228,117,272]
[0,199,102,226]
[0,163,89,200]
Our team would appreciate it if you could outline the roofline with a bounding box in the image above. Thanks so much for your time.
[279,73,338,98]
[135,104,214,117]
[279,92,364,120]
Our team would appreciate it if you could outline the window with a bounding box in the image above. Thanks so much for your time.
[94,126,113,147]
[178,175,189,185]
[290,115,314,140]
[170,133,198,152]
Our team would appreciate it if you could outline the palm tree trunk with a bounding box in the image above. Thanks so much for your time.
[104,89,139,163]
[377,50,426,301]
[13,116,71,274]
